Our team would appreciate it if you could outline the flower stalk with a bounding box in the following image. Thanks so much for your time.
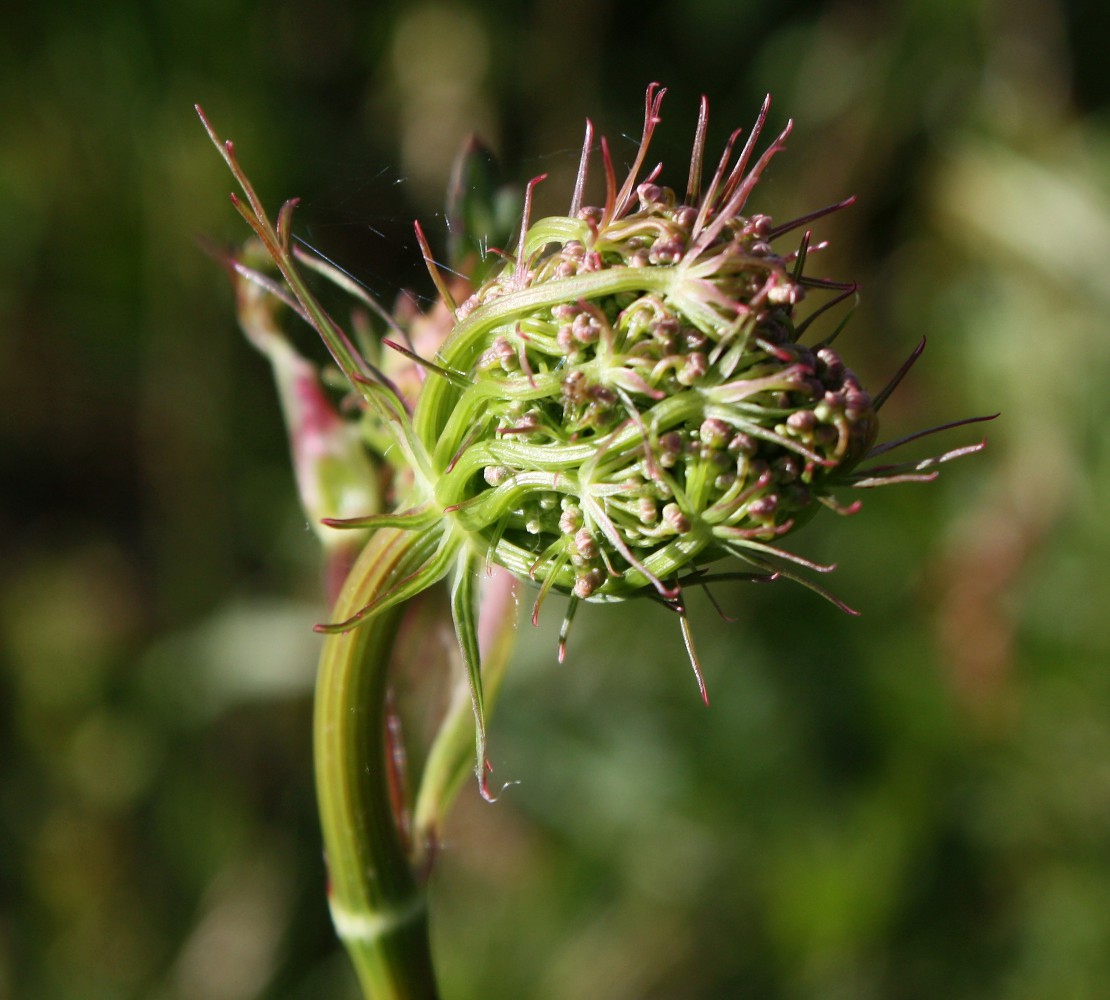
[315,527,440,999]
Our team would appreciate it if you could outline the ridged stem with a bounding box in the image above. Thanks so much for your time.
[315,527,443,999]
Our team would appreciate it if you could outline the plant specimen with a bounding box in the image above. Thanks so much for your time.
[200,85,990,998]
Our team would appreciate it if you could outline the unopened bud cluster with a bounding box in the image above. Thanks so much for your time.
[205,84,989,802]
[418,93,876,605]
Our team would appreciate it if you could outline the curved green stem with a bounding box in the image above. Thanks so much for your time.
[315,527,442,1000]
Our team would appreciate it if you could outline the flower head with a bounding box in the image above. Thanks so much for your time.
[414,91,875,614]
[202,86,991,797]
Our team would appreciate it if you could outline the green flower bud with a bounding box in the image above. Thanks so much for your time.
[386,88,990,732]
[202,86,992,798]
[413,87,880,613]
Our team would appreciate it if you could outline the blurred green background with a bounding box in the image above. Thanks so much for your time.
[3,0,1110,997]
